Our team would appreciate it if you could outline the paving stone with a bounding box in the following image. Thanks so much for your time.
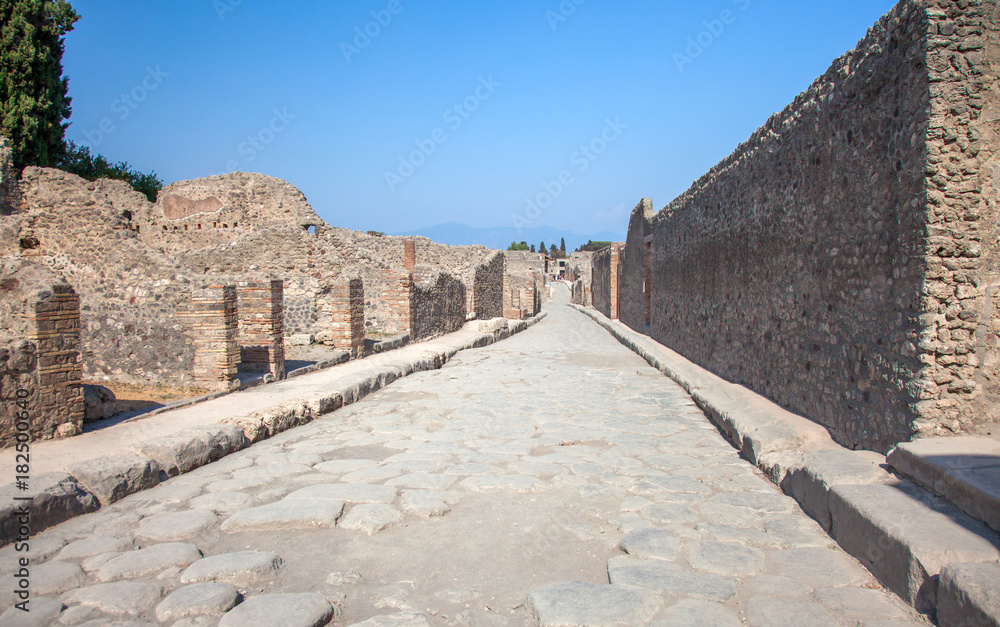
[220,499,344,532]
[314,459,380,474]
[695,522,786,548]
[525,581,662,626]
[255,451,322,466]
[180,551,284,586]
[135,510,217,542]
[709,491,797,514]
[0,596,64,626]
[762,515,834,547]
[653,598,742,627]
[684,540,765,577]
[155,582,240,622]
[739,575,813,599]
[218,592,334,627]
[55,536,134,561]
[131,483,202,505]
[619,496,652,511]
[641,502,698,525]
[398,490,460,517]
[188,491,252,513]
[80,552,121,574]
[61,582,163,617]
[507,461,567,477]
[97,543,203,582]
[347,611,431,626]
[606,556,737,601]
[381,460,447,474]
[618,528,682,560]
[812,586,910,621]
[341,467,405,484]
[767,547,873,589]
[326,570,362,584]
[459,474,547,493]
[339,504,403,535]
[386,473,457,490]
[441,463,504,476]
[285,483,397,504]
[30,560,85,595]
[743,597,838,627]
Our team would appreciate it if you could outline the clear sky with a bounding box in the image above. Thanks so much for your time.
[60,0,897,238]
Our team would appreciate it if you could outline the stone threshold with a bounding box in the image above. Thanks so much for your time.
[0,312,547,548]
[569,304,1000,627]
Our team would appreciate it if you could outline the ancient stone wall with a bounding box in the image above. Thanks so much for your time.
[474,252,505,320]
[566,251,593,306]
[592,244,623,320]
[621,199,654,333]
[329,278,365,358]
[0,137,14,216]
[612,0,1000,451]
[412,265,467,340]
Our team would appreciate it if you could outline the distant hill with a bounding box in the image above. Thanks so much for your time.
[391,221,625,253]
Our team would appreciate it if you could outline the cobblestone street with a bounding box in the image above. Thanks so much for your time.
[0,286,928,626]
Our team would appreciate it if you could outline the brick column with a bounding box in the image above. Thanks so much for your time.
[610,244,622,320]
[237,279,285,379]
[387,274,415,335]
[404,238,416,274]
[187,285,239,388]
[31,285,83,439]
[331,278,365,358]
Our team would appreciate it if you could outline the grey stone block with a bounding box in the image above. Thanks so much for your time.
[0,472,99,544]
[67,453,160,506]
[218,592,333,627]
[525,580,662,626]
[937,562,1000,627]
[780,448,890,531]
[180,551,284,586]
[156,582,240,622]
[138,425,248,477]
[829,482,1000,613]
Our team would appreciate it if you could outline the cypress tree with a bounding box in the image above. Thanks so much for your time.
[1,0,79,170]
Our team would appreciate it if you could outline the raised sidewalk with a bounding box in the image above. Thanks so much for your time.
[570,304,1000,626]
[0,314,545,546]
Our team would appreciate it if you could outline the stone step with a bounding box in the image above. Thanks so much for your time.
[887,436,1000,534]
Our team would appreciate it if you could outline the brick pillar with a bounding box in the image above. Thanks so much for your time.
[610,244,622,320]
[188,285,239,389]
[331,278,365,358]
[525,276,537,317]
[404,238,416,274]
[31,284,83,439]
[237,279,285,379]
[387,274,415,335]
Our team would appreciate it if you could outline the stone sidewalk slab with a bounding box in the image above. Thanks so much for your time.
[570,303,1000,621]
[0,313,545,545]
[887,435,1000,534]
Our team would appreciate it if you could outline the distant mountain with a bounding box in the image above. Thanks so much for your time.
[391,221,625,253]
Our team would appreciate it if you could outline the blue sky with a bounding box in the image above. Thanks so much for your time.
[61,0,896,238]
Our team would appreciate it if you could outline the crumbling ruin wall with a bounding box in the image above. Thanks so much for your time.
[0,138,15,216]
[615,0,1000,451]
[566,251,593,306]
[412,264,467,340]
[474,251,505,320]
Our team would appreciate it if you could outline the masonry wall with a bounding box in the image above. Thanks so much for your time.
[566,252,593,306]
[412,265,467,340]
[592,244,623,320]
[474,251,505,320]
[621,199,654,333]
[616,0,1000,451]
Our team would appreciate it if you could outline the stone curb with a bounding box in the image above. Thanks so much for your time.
[0,310,547,546]
[569,304,1000,624]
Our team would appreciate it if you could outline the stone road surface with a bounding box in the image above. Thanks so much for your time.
[0,285,929,626]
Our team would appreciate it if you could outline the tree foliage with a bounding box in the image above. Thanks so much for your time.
[576,240,613,252]
[0,0,79,169]
[59,141,162,202]
[507,241,529,251]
